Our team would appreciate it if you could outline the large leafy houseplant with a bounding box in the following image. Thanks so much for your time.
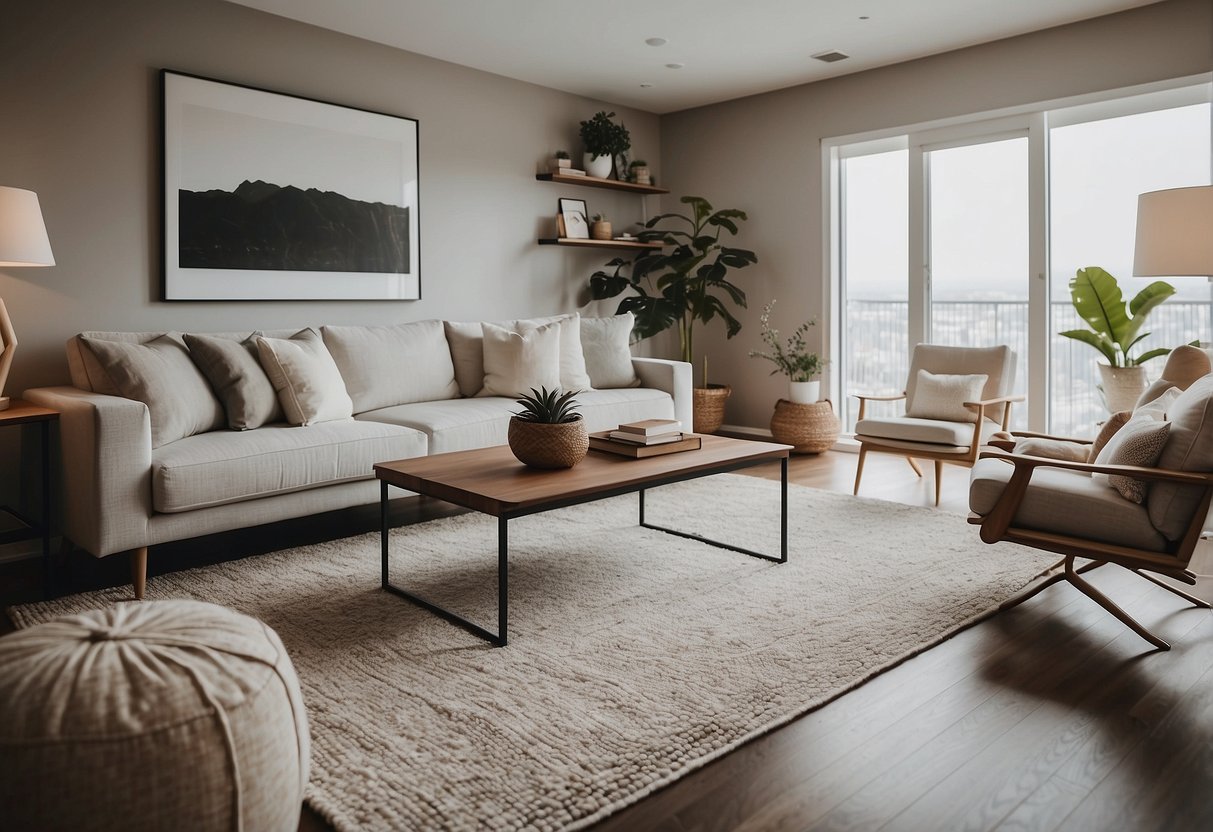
[1059,266,1178,366]
[589,196,757,386]
[578,111,630,158]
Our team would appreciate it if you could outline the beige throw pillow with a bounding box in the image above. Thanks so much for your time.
[905,370,988,423]
[580,313,641,389]
[255,329,353,426]
[1087,410,1131,462]
[1093,412,1171,503]
[321,321,460,413]
[443,315,590,396]
[479,321,562,398]
[1011,438,1091,463]
[184,333,283,430]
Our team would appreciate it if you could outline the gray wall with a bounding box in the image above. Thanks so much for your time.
[658,0,1213,429]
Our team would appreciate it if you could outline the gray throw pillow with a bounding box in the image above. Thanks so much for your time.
[82,334,225,447]
[183,333,283,430]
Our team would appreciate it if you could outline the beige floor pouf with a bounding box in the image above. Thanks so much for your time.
[0,600,310,831]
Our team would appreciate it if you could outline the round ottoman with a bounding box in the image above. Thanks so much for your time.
[0,600,310,831]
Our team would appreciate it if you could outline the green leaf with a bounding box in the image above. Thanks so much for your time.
[708,215,738,235]
[1131,347,1172,366]
[590,272,634,300]
[1069,266,1129,346]
[1122,281,1176,346]
[1059,328,1119,365]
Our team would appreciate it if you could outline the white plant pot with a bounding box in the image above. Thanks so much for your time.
[584,152,613,179]
[1098,364,1148,413]
[789,380,820,404]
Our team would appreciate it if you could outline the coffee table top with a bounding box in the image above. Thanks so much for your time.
[375,434,790,517]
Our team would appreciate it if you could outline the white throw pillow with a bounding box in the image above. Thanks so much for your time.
[479,321,562,398]
[580,313,641,389]
[443,315,589,396]
[256,329,354,426]
[905,370,988,423]
[1133,385,1180,420]
[321,321,460,413]
[82,334,226,448]
[1093,410,1172,503]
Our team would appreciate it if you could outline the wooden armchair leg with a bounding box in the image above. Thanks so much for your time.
[1067,559,1170,651]
[131,547,148,601]
[1131,569,1212,609]
[853,446,868,496]
[906,457,923,477]
[933,460,943,506]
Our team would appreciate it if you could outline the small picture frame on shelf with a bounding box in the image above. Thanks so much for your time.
[558,198,589,239]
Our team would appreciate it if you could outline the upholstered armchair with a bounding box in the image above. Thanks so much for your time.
[853,344,1022,505]
[968,366,1213,651]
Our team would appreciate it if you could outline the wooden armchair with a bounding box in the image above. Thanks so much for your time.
[854,344,1023,505]
[968,408,1213,651]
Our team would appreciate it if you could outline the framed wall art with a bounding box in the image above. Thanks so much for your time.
[162,70,420,300]
[558,198,589,239]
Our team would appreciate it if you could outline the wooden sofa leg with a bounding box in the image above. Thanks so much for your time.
[131,547,148,601]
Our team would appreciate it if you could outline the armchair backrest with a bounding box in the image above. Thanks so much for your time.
[906,344,1016,423]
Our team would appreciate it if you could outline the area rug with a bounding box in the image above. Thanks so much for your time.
[10,475,1053,831]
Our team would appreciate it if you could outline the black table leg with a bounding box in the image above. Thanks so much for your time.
[41,420,52,599]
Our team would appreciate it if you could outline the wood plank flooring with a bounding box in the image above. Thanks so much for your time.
[3,449,1210,831]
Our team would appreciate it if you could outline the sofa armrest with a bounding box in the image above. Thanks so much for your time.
[632,357,693,430]
[24,386,152,558]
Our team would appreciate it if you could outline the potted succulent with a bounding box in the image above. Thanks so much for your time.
[1059,266,1182,412]
[578,111,630,179]
[589,195,757,433]
[550,150,571,172]
[629,159,651,185]
[508,387,588,469]
[749,300,825,403]
[590,213,612,240]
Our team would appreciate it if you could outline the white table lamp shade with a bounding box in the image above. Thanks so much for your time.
[1133,185,1213,277]
[0,186,55,267]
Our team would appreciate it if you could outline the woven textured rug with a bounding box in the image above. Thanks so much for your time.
[10,474,1053,831]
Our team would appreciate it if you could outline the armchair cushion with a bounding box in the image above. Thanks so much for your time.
[969,458,1168,552]
[1012,438,1090,462]
[1092,414,1171,503]
[856,415,999,447]
[905,344,1015,422]
[905,370,988,423]
[1149,374,1213,540]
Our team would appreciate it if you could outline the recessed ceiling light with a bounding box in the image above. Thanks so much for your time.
[665,63,684,70]
[640,82,654,88]
[859,15,870,20]
[645,37,667,47]
[811,50,849,63]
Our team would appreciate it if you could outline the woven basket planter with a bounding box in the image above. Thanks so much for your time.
[692,385,731,434]
[769,398,840,454]
[508,416,589,469]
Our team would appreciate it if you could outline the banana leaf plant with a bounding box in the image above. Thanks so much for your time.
[1059,266,1179,367]
[589,196,757,384]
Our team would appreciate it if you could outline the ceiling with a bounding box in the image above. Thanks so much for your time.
[226,0,1165,114]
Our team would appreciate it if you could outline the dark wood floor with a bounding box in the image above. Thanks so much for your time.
[4,450,1211,831]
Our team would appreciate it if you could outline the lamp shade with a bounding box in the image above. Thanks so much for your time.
[1133,185,1213,277]
[0,186,54,267]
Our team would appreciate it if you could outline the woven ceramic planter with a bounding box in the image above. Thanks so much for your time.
[692,384,732,434]
[770,398,840,454]
[508,416,589,469]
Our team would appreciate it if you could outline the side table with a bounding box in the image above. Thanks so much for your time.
[0,399,59,598]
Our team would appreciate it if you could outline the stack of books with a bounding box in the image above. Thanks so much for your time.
[588,419,701,458]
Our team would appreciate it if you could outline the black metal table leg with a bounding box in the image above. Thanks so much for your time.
[41,420,51,599]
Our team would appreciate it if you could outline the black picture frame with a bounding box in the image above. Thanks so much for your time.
[161,70,420,301]
[558,197,589,239]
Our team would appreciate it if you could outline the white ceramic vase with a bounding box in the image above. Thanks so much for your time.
[789,380,820,404]
[1098,364,1148,413]
[584,152,613,179]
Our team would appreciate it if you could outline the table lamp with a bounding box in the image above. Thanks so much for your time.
[1133,185,1213,340]
[0,186,56,411]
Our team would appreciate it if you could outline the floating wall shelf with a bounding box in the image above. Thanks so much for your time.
[536,173,669,195]
[537,237,664,252]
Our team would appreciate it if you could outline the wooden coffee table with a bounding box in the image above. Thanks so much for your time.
[374,435,791,646]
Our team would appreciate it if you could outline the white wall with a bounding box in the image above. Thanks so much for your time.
[658,0,1213,429]
[0,0,661,504]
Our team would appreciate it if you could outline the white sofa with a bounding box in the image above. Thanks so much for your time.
[25,315,691,595]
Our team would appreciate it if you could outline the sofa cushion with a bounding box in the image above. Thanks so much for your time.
[969,458,1167,552]
[184,332,284,430]
[81,334,226,448]
[152,421,426,513]
[580,313,641,389]
[855,416,997,447]
[256,329,353,426]
[443,315,590,397]
[359,388,674,455]
[321,321,459,413]
[1149,374,1213,540]
[479,321,562,398]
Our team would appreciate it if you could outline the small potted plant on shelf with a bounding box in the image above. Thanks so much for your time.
[578,111,630,179]
[749,300,825,403]
[590,213,612,240]
[589,195,757,434]
[629,159,651,185]
[1058,265,1184,412]
[550,150,571,172]
[508,387,588,469]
